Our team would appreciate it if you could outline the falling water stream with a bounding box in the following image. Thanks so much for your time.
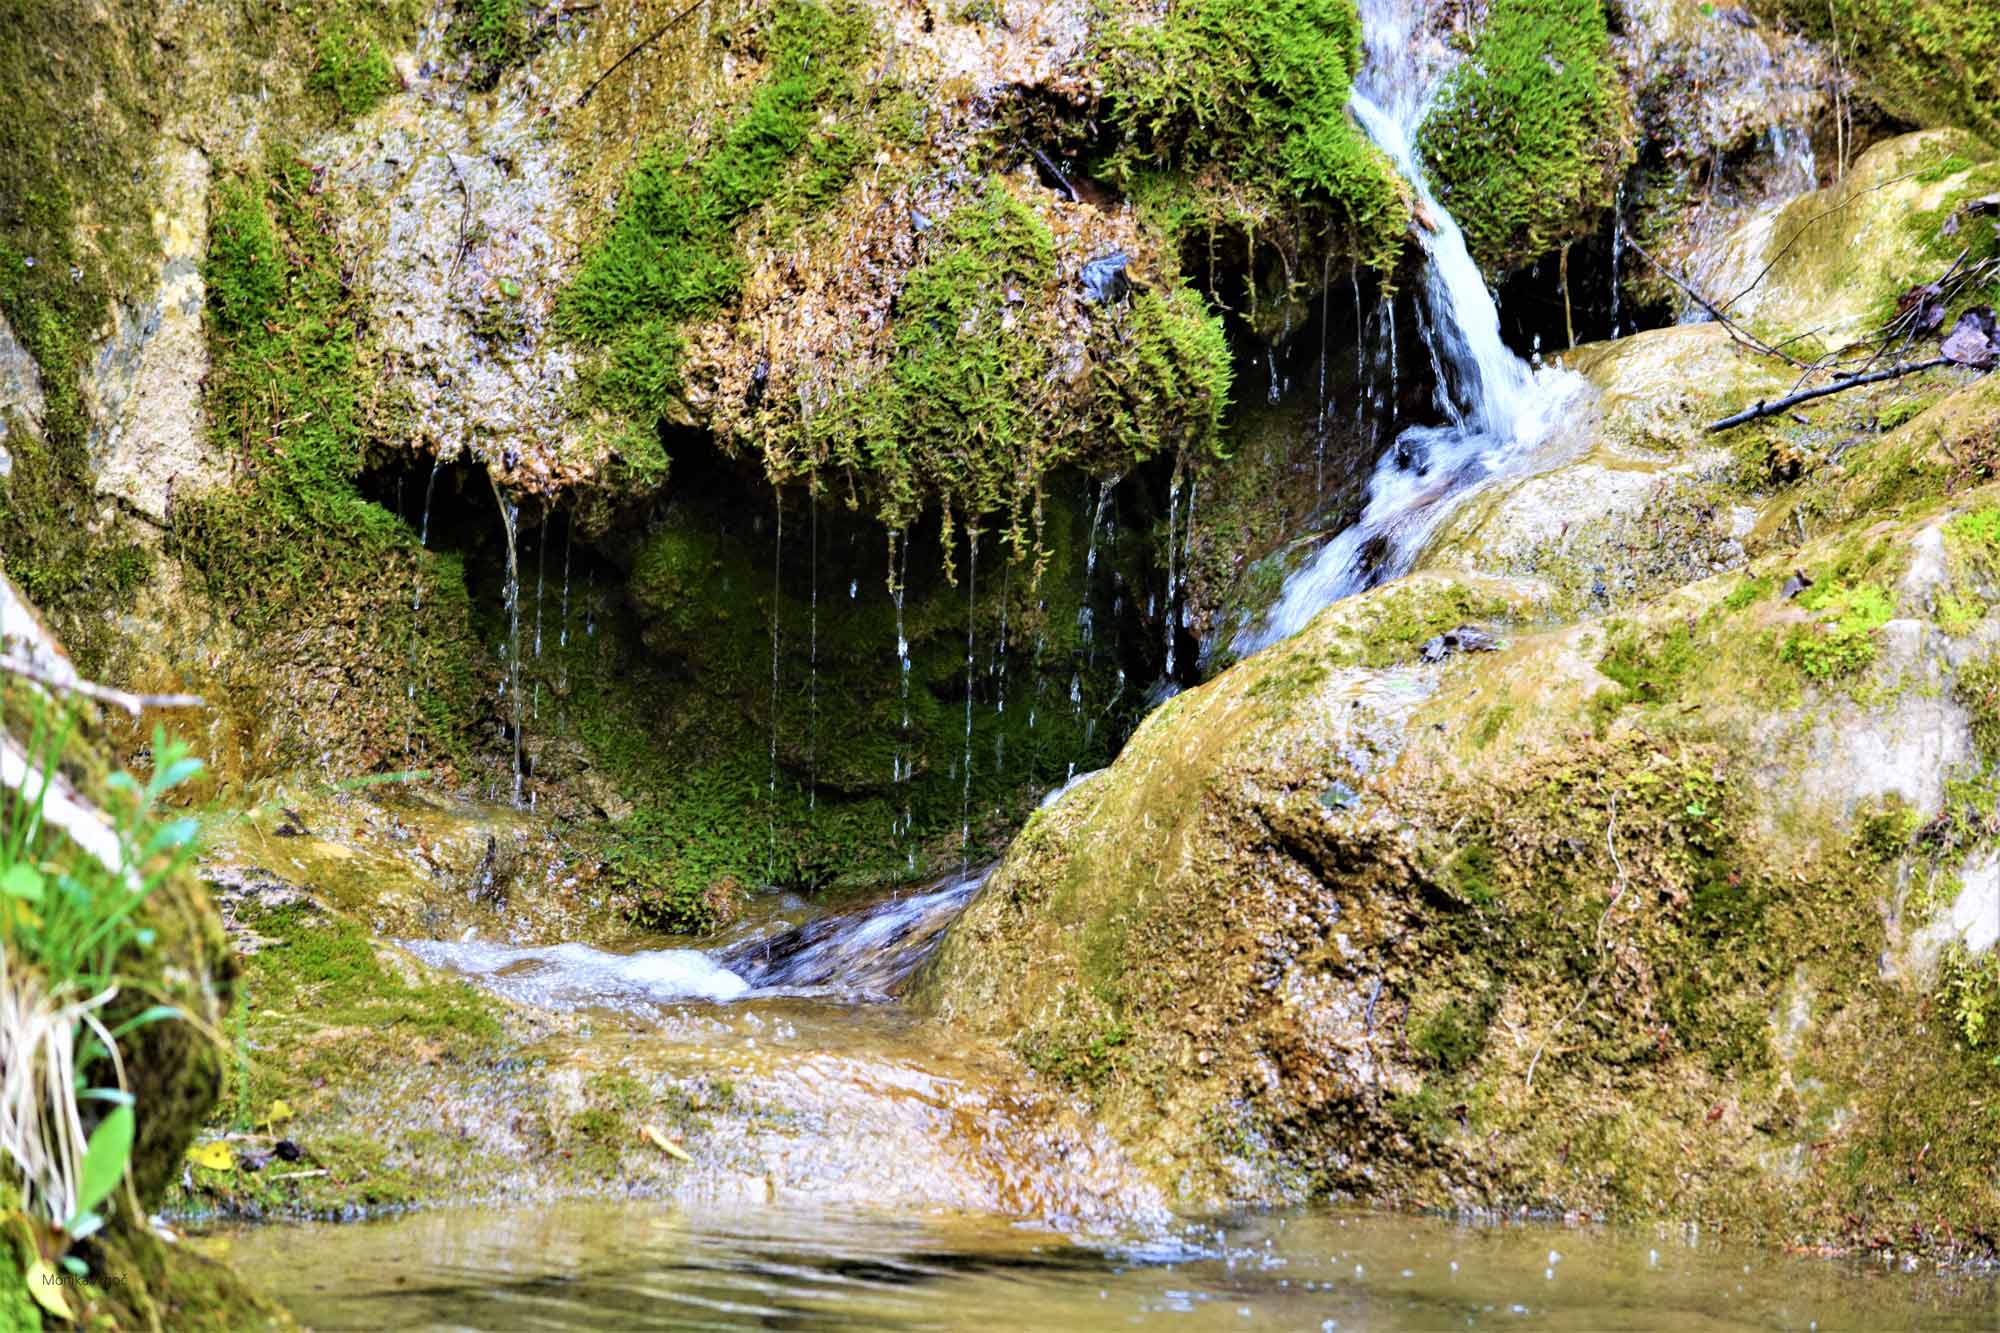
[209,7,1955,1326]
[1234,0,1583,657]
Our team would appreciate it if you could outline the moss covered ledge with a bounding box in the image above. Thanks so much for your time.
[1417,0,1635,277]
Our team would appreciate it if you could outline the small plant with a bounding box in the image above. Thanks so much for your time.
[0,708,202,1253]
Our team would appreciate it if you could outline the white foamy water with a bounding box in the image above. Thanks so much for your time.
[1234,0,1582,657]
[398,938,752,1010]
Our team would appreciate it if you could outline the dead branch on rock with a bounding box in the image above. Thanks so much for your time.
[1624,237,1809,368]
[0,655,204,718]
[1706,358,1952,432]
[574,0,715,108]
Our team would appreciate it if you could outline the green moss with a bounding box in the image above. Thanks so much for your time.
[1094,0,1409,272]
[1764,0,1999,147]
[172,160,489,775]
[558,0,873,438]
[1721,574,1775,613]
[1953,652,2000,765]
[1599,618,1701,700]
[453,0,533,87]
[310,22,396,117]
[0,0,160,665]
[1444,841,1498,904]
[1782,582,1894,680]
[1414,997,1493,1075]
[1416,0,1634,275]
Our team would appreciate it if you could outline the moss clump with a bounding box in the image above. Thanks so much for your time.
[1599,619,1701,700]
[453,0,533,87]
[1764,0,1999,147]
[1782,581,1894,679]
[1953,653,2000,765]
[558,0,873,450]
[1416,0,1634,275]
[309,21,396,118]
[1093,0,1407,272]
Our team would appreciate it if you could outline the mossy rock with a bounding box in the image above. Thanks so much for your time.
[1417,0,1635,276]
[918,493,2000,1252]
[1759,0,2000,148]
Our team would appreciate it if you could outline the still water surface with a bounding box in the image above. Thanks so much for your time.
[215,1200,1996,1330]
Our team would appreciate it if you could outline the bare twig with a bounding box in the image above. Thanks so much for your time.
[1707,358,1953,432]
[0,655,202,719]
[1625,236,1807,368]
[574,0,714,108]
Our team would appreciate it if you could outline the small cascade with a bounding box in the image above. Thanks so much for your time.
[497,494,524,808]
[1235,0,1582,657]
[959,528,978,875]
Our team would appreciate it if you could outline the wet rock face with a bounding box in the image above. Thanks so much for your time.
[915,496,2000,1235]
[1612,0,1838,315]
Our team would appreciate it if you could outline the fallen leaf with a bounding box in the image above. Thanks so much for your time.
[26,1259,72,1321]
[640,1124,692,1162]
[186,1141,235,1172]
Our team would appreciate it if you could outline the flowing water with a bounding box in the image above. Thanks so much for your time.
[216,1195,1998,1331]
[1233,0,1584,658]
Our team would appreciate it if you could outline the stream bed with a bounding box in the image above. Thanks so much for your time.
[210,1199,1994,1330]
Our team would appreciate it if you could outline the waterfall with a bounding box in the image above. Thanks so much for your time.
[960,529,978,875]
[498,495,524,808]
[1233,0,1581,658]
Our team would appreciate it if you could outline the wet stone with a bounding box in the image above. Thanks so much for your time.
[1418,625,1500,662]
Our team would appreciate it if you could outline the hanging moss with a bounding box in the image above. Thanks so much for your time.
[171,159,489,775]
[1762,0,1998,146]
[1092,0,1409,273]
[1416,0,1634,276]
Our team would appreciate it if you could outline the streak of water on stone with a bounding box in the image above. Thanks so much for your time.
[1236,0,1584,657]
[960,529,978,875]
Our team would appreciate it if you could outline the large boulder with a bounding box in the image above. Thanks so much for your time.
[918,472,2000,1252]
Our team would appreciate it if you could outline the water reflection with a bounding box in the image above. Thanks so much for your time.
[212,1200,1996,1331]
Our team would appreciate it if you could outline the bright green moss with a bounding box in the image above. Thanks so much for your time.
[1954,652,2000,765]
[0,0,159,660]
[1416,0,1634,275]
[558,0,872,414]
[1095,0,1408,271]
[1764,0,1999,147]
[1782,581,1894,679]
[310,22,396,118]
[174,160,488,772]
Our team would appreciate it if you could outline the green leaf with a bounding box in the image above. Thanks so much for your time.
[142,817,200,859]
[69,1103,133,1227]
[0,862,45,903]
[58,1256,86,1278]
[109,1005,182,1038]
[26,1258,72,1321]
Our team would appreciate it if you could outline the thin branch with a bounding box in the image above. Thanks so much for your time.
[0,655,202,719]
[573,0,714,108]
[1624,236,1808,368]
[1707,358,1953,433]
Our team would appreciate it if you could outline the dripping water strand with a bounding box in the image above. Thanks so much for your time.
[497,490,524,808]
[768,497,782,883]
[960,528,978,876]
[808,488,818,815]
[531,507,547,721]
